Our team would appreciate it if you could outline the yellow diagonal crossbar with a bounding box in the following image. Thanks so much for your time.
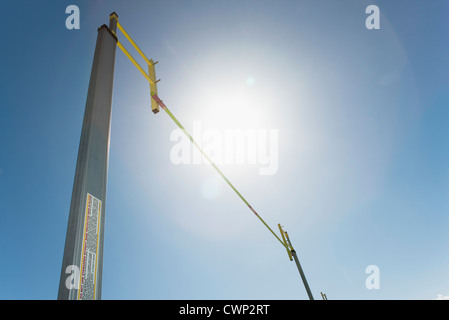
[151,94,289,251]
[112,20,289,252]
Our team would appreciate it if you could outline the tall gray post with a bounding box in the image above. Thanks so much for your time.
[291,249,314,300]
[58,14,117,300]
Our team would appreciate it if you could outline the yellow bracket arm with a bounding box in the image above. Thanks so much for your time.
[278,224,293,261]
[110,13,160,114]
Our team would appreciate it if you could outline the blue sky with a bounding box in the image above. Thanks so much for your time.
[1,0,449,300]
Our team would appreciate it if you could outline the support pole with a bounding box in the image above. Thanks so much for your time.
[57,13,117,300]
[290,249,314,300]
[284,232,314,300]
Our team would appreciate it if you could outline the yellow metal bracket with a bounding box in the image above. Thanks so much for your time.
[278,224,293,261]
[109,13,160,114]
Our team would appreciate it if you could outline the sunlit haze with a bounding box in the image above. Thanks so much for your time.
[1,0,448,300]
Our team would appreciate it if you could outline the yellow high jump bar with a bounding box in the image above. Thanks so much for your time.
[109,15,290,252]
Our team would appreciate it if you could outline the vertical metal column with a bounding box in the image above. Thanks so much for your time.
[284,231,314,300]
[290,249,314,300]
[58,14,117,300]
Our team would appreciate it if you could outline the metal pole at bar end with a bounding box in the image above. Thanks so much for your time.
[110,12,118,20]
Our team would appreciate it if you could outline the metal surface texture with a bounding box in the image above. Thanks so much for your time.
[57,15,117,300]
